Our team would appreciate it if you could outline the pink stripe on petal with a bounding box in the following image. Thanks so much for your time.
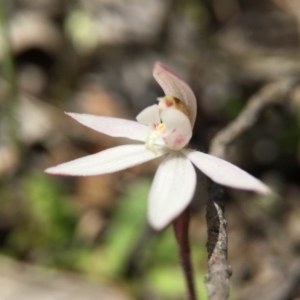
[153,62,197,126]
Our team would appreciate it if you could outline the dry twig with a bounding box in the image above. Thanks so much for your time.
[204,78,298,300]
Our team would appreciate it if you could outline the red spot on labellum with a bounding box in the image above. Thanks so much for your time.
[165,100,173,107]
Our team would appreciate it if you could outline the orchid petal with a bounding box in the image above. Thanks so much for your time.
[66,113,148,142]
[148,152,196,230]
[45,144,166,176]
[183,149,271,195]
[161,108,192,150]
[153,62,197,126]
[136,104,160,127]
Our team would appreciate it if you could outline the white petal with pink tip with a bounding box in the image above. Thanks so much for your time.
[46,144,166,176]
[153,62,197,126]
[148,152,196,230]
[66,113,148,142]
[183,149,271,195]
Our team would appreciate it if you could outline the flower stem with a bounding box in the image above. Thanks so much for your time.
[173,208,197,300]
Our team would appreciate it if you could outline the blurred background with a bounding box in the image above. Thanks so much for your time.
[1,0,300,299]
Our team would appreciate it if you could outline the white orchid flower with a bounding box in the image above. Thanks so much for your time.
[45,62,271,230]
